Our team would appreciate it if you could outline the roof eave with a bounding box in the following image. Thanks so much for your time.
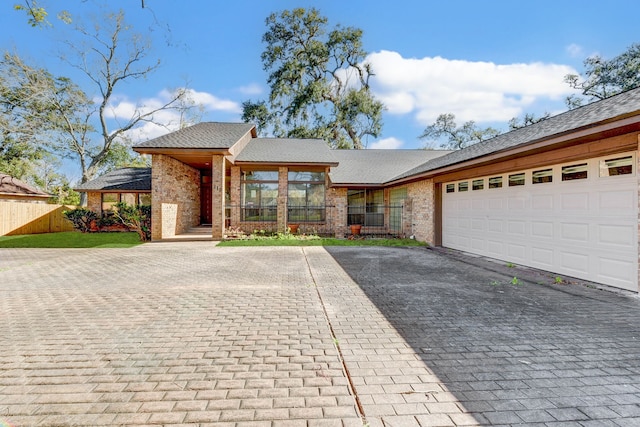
[234,161,339,167]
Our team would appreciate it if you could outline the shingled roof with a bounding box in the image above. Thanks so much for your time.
[234,138,338,165]
[330,149,451,185]
[75,168,151,192]
[133,122,256,150]
[0,174,50,198]
[394,87,640,181]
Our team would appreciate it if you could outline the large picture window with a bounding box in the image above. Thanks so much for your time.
[241,171,278,222]
[287,171,325,222]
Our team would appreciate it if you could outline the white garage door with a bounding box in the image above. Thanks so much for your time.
[442,152,638,292]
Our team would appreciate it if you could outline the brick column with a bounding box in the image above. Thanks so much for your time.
[230,166,241,228]
[211,155,225,239]
[277,166,288,232]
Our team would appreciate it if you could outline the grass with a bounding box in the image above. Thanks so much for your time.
[0,232,144,248]
[217,238,426,247]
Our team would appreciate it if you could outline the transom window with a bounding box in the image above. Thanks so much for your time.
[532,169,553,184]
[446,184,455,193]
[458,181,469,192]
[488,176,502,188]
[508,173,525,186]
[472,179,484,190]
[562,163,588,181]
[600,156,633,176]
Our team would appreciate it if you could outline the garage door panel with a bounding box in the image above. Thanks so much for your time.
[531,247,554,268]
[560,222,589,242]
[508,220,526,236]
[599,189,636,211]
[487,219,503,232]
[560,252,590,275]
[561,192,589,210]
[488,198,503,210]
[598,257,636,291]
[531,221,553,238]
[532,194,553,210]
[486,240,504,257]
[507,243,526,262]
[597,224,636,247]
[508,197,527,210]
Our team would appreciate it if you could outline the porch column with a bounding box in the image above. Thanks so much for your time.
[211,155,225,239]
[230,166,241,228]
[277,166,288,232]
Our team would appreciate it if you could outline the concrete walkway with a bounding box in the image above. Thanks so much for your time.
[1,244,640,426]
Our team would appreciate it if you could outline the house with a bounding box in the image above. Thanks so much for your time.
[0,173,51,203]
[75,167,152,215]
[77,88,640,293]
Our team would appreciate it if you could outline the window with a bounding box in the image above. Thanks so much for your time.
[508,173,525,186]
[121,193,137,205]
[446,183,455,193]
[600,155,633,176]
[139,193,152,206]
[562,163,588,181]
[101,193,119,212]
[241,170,278,221]
[532,169,553,184]
[472,179,484,190]
[287,171,325,222]
[347,189,384,226]
[488,176,502,188]
[458,181,469,192]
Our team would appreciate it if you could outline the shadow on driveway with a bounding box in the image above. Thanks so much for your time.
[325,246,640,425]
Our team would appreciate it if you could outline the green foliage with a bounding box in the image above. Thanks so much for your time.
[63,208,98,233]
[511,277,522,286]
[218,237,425,247]
[420,113,500,150]
[554,276,564,284]
[14,1,48,27]
[564,43,640,108]
[113,202,151,241]
[243,8,384,149]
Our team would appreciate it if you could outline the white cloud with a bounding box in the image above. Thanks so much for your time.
[366,50,579,125]
[104,89,242,143]
[566,43,584,58]
[238,83,263,95]
[368,137,404,149]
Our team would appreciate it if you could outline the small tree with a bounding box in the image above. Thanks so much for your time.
[420,113,500,150]
[113,202,151,241]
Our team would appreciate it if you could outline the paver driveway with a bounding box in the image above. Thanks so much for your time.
[1,243,640,427]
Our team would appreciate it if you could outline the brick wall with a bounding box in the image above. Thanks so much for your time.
[405,179,436,245]
[211,155,225,239]
[151,154,200,240]
[86,192,101,214]
[327,187,348,237]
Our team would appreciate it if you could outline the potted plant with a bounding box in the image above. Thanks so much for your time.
[288,224,299,233]
[350,224,362,235]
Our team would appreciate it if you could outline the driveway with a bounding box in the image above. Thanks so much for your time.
[1,244,640,426]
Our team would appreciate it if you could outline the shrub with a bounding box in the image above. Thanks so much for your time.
[63,208,98,233]
[113,202,151,241]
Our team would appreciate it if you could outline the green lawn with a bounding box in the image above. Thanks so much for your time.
[217,238,426,247]
[0,232,143,248]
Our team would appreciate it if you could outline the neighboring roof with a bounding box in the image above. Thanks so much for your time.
[133,122,256,150]
[0,174,50,198]
[329,150,452,185]
[75,168,152,192]
[234,138,338,165]
[395,87,640,181]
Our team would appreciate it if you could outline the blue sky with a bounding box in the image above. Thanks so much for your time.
[3,0,640,178]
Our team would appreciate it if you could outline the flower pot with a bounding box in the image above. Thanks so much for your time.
[350,224,362,235]
[288,224,299,234]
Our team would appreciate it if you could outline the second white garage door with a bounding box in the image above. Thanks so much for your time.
[442,152,638,292]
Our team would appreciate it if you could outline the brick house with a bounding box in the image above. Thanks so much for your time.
[77,88,640,292]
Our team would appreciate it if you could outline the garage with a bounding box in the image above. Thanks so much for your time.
[442,152,638,292]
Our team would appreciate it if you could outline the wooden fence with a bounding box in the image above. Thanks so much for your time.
[0,201,76,236]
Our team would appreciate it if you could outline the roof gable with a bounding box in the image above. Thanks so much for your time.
[133,122,256,150]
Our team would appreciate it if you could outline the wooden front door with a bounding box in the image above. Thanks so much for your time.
[201,180,212,224]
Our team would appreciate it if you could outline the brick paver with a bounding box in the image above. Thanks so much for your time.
[2,243,640,426]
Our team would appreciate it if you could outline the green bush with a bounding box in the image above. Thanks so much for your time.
[63,208,98,233]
